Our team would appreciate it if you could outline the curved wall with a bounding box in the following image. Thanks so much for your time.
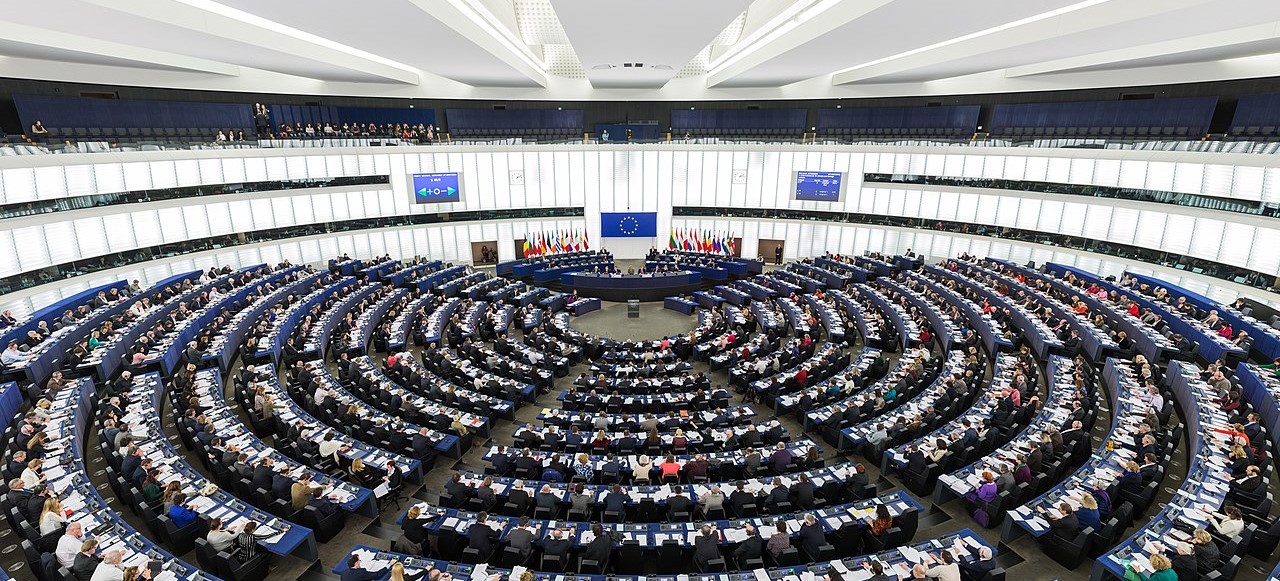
[2,144,1278,314]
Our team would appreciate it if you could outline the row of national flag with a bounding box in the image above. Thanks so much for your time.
[669,228,736,255]
[523,229,589,257]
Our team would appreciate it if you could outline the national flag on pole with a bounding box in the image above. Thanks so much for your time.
[522,239,532,258]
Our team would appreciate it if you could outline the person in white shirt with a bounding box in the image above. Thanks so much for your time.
[1146,386,1164,412]
[318,431,345,462]
[39,497,66,535]
[2,341,30,367]
[90,549,126,581]
[55,522,84,567]
[924,549,961,581]
[21,458,43,489]
[1210,506,1245,538]
[313,383,331,407]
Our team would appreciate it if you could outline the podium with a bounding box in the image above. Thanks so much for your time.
[627,300,640,318]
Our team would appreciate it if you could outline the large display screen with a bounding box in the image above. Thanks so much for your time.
[409,172,462,203]
[794,171,846,202]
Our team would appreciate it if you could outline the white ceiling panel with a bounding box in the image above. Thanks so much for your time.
[0,0,1277,100]
[552,0,751,88]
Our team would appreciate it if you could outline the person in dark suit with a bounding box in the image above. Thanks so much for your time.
[1117,461,1144,497]
[791,474,817,510]
[729,481,756,516]
[1231,464,1263,492]
[70,538,100,581]
[692,524,722,570]
[582,523,613,567]
[1138,453,1160,483]
[507,481,532,515]
[444,474,471,501]
[5,478,33,520]
[795,513,825,557]
[905,446,927,475]
[1192,529,1221,574]
[1038,502,1079,541]
[848,463,870,491]
[1170,543,1199,581]
[411,428,436,459]
[765,478,790,511]
[959,546,995,581]
[491,446,514,476]
[505,516,537,559]
[603,484,629,515]
[542,527,574,563]
[467,512,499,559]
[271,471,293,501]
[251,460,275,491]
[733,522,763,565]
[401,504,440,548]
[535,483,560,513]
[341,553,385,581]
[667,485,693,520]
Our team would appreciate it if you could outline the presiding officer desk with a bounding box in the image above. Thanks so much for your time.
[563,270,703,302]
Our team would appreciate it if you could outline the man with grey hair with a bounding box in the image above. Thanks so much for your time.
[796,513,825,558]
[958,545,996,581]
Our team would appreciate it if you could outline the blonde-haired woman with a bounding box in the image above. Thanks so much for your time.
[591,430,610,453]
[1192,528,1221,571]
[1075,493,1100,530]
[21,458,44,488]
[672,428,688,450]
[38,497,65,534]
[389,561,426,581]
[348,457,376,488]
[1136,553,1175,581]
[632,454,654,484]
[572,453,593,482]
[32,399,52,423]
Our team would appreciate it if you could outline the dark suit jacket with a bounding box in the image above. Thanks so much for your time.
[959,558,995,581]
[252,466,274,490]
[543,537,572,559]
[792,481,816,509]
[271,475,293,500]
[906,451,927,474]
[340,566,384,581]
[467,522,499,555]
[71,553,100,581]
[796,523,825,555]
[1048,512,1080,540]
[668,495,693,518]
[693,532,721,568]
[734,532,763,561]
[604,491,628,513]
[582,534,612,564]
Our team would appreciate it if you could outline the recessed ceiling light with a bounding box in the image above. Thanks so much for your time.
[652,64,673,70]
[592,64,616,70]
